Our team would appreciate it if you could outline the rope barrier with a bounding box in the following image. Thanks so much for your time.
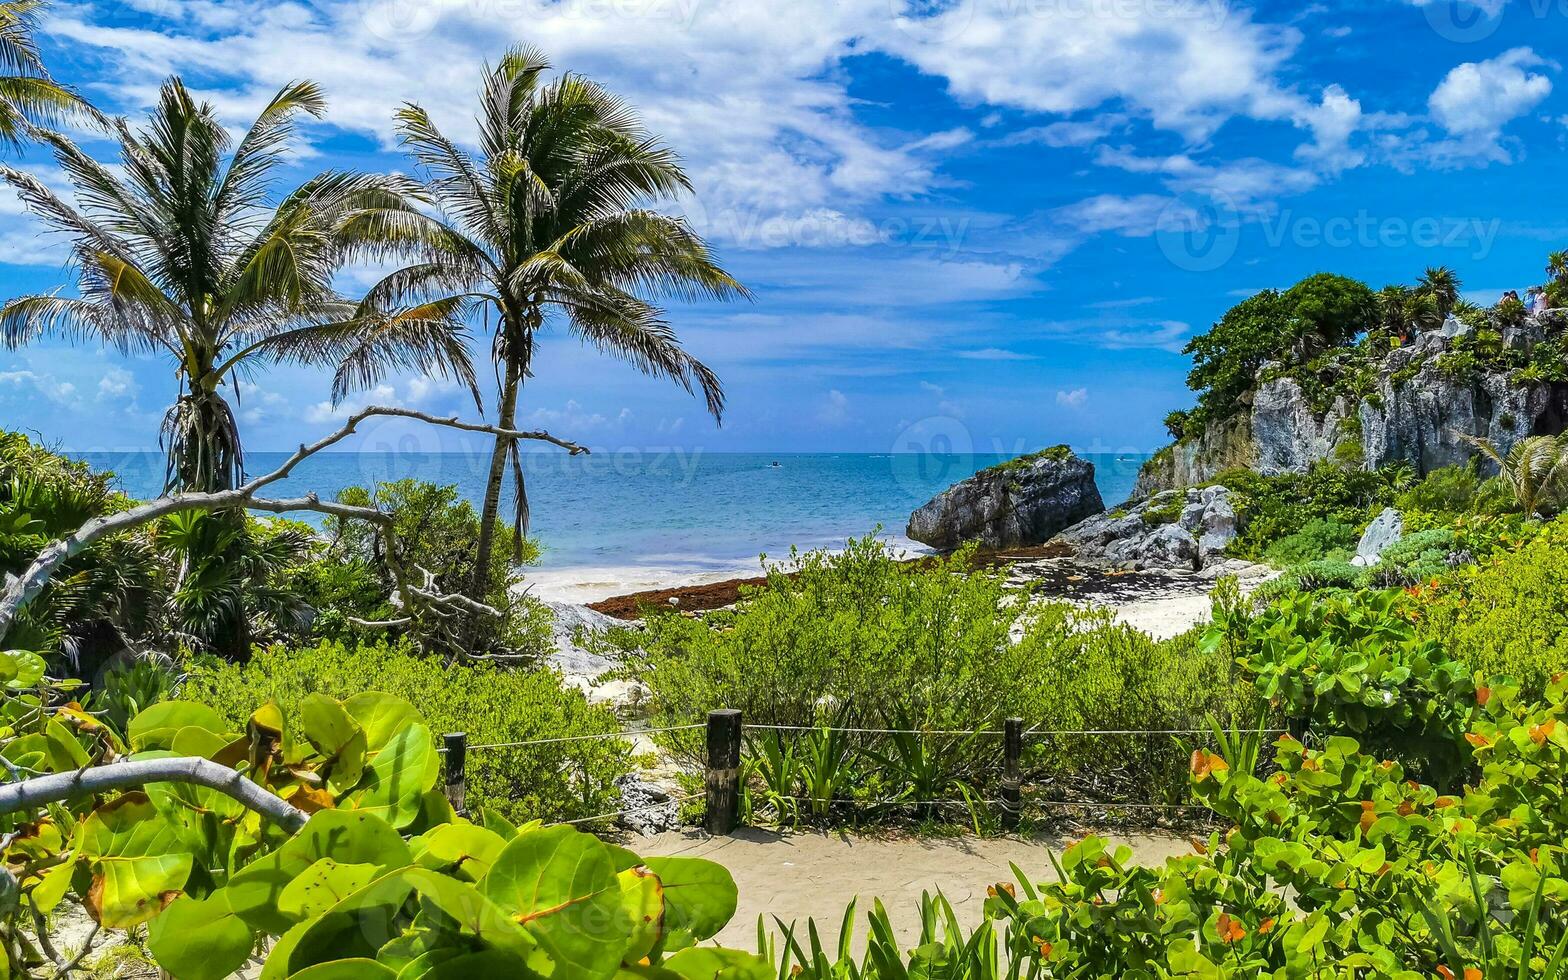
[746,723,1288,738]
[440,722,706,753]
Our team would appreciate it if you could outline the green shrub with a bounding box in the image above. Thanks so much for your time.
[1219,463,1395,559]
[619,536,1255,809]
[1262,517,1359,566]
[182,639,630,823]
[294,478,554,659]
[1207,587,1474,787]
[1418,518,1568,694]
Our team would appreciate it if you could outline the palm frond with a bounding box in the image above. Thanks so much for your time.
[214,79,327,219]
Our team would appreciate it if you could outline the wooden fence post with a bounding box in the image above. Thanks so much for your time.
[705,709,742,835]
[1002,717,1023,830]
[443,732,467,815]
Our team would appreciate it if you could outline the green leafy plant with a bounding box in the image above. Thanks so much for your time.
[181,639,630,823]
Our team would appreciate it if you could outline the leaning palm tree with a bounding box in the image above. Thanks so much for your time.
[357,46,747,600]
[1461,433,1568,519]
[0,77,478,495]
[0,0,97,150]
[1417,266,1461,320]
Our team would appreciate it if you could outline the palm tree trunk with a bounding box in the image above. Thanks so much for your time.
[472,356,521,606]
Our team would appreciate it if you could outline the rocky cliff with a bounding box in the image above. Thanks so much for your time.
[1137,312,1568,498]
[907,447,1104,550]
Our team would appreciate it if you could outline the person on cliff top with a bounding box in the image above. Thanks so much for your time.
[1527,286,1545,313]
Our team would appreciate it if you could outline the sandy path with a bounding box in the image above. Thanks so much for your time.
[637,827,1187,951]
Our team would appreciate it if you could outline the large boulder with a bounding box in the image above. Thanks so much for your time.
[907,447,1104,550]
[1355,507,1403,565]
[1053,486,1241,572]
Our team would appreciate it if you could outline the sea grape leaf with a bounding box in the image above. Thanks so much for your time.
[259,870,416,980]
[343,692,421,752]
[658,948,773,979]
[350,723,438,828]
[619,866,665,964]
[299,694,367,793]
[0,649,46,689]
[287,958,396,979]
[400,867,538,958]
[642,857,738,949]
[480,825,632,979]
[148,891,255,980]
[128,702,228,752]
[227,811,410,933]
[77,793,194,928]
[277,859,383,921]
[412,823,507,882]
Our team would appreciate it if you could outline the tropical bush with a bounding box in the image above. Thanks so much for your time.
[293,478,555,659]
[181,639,629,823]
[0,671,749,979]
[1261,516,1359,565]
[1217,463,1394,559]
[1418,518,1568,695]
[0,433,159,664]
[1210,587,1475,787]
[615,537,1256,818]
[771,642,1568,978]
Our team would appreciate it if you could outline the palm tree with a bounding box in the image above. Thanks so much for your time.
[0,0,97,150]
[0,78,477,658]
[359,46,747,602]
[1461,433,1568,519]
[1417,266,1461,320]
[0,78,478,494]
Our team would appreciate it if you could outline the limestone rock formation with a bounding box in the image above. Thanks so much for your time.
[907,447,1105,550]
[1052,485,1239,572]
[1137,311,1568,497]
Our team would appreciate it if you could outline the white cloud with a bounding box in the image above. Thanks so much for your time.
[1429,47,1553,156]
[1295,84,1365,173]
[817,388,851,425]
[1055,387,1088,408]
[956,347,1032,360]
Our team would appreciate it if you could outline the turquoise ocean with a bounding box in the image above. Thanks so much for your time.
[76,451,1150,601]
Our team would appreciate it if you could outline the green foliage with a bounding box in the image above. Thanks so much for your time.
[1208,588,1474,786]
[1163,409,1191,440]
[0,432,159,661]
[1263,517,1359,565]
[1283,272,1379,346]
[1419,518,1568,695]
[1,685,751,979]
[984,444,1072,474]
[619,537,1255,817]
[1217,463,1395,559]
[1140,496,1183,526]
[181,640,629,823]
[1397,463,1514,519]
[1182,289,1291,430]
[300,479,553,659]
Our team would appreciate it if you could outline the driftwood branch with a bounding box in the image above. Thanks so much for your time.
[0,756,308,833]
[0,406,586,644]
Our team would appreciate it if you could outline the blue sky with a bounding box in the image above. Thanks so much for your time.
[2,0,1566,458]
